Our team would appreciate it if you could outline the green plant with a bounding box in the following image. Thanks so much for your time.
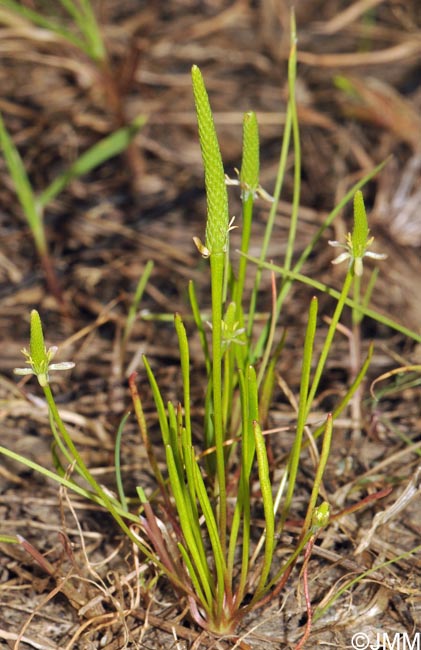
[2,14,420,642]
[0,1,139,128]
[1,0,106,62]
[0,111,145,305]
[0,1,146,305]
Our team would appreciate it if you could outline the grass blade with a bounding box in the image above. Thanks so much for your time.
[282,296,318,524]
[143,356,170,446]
[251,421,275,602]
[0,0,87,51]
[302,414,333,535]
[0,112,46,254]
[115,411,130,512]
[39,115,146,208]
[165,445,213,608]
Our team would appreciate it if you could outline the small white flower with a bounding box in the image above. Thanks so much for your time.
[329,191,387,277]
[329,233,386,277]
[14,346,75,387]
[14,310,74,387]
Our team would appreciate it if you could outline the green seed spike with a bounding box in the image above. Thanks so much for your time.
[29,309,47,371]
[191,65,229,256]
[352,190,369,264]
[240,111,259,200]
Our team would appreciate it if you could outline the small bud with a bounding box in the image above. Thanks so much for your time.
[312,501,330,530]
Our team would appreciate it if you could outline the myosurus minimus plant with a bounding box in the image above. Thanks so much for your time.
[2,15,419,645]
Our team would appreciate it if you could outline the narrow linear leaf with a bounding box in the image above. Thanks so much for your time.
[174,313,192,447]
[115,411,131,512]
[252,421,275,601]
[0,0,86,51]
[39,116,146,208]
[282,297,318,523]
[192,457,227,614]
[165,445,213,605]
[0,112,45,251]
[302,414,333,535]
[178,543,212,614]
[143,356,170,446]
[188,280,211,374]
[244,255,421,345]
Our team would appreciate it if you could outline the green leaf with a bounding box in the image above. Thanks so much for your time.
[0,0,86,52]
[0,112,46,253]
[302,414,333,534]
[39,116,146,208]
[165,445,213,606]
[188,280,211,375]
[115,411,131,512]
[252,420,275,600]
[282,297,318,523]
[192,457,226,616]
[143,355,170,446]
[174,313,192,447]
[58,0,105,61]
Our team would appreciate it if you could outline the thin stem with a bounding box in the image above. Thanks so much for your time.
[302,415,333,535]
[283,12,300,275]
[305,271,353,421]
[248,101,291,342]
[282,296,318,524]
[244,255,421,344]
[251,158,390,361]
[210,252,227,555]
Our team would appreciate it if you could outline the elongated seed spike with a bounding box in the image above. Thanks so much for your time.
[352,190,369,260]
[29,309,47,368]
[240,111,259,200]
[191,65,229,256]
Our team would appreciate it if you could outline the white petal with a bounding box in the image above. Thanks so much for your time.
[14,368,35,376]
[328,240,344,248]
[49,362,75,371]
[331,252,351,265]
[364,251,387,260]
